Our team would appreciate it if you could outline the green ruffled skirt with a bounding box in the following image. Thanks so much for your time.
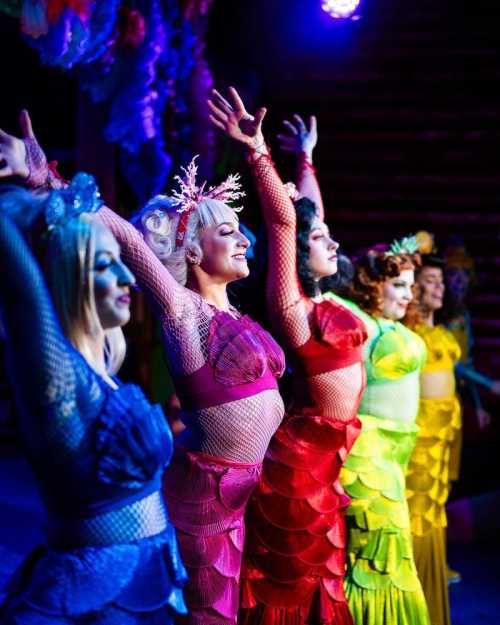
[340,414,430,625]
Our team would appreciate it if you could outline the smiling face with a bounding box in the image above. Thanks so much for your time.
[417,265,445,312]
[92,225,135,329]
[307,218,339,280]
[196,219,250,283]
[381,268,415,320]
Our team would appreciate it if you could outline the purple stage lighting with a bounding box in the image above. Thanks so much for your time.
[322,0,362,20]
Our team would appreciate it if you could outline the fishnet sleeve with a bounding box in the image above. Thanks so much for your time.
[296,152,324,221]
[99,206,187,321]
[249,153,310,348]
[0,214,101,451]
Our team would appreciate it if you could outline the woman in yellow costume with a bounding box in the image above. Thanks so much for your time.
[327,237,430,625]
[404,240,461,625]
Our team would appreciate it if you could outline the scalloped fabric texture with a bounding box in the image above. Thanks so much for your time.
[239,414,360,625]
[96,383,173,491]
[323,294,426,383]
[163,451,261,625]
[367,323,427,383]
[208,311,285,387]
[313,299,367,353]
[406,396,461,537]
[1,525,187,623]
[341,414,426,606]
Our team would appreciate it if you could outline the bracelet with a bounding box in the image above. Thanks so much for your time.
[246,142,271,164]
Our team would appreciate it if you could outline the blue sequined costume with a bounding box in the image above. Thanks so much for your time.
[0,213,187,624]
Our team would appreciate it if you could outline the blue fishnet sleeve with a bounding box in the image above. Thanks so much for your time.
[0,214,103,453]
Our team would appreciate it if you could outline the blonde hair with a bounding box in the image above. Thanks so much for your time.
[0,187,126,376]
[47,214,126,376]
[137,196,239,286]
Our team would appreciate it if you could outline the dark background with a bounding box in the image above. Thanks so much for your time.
[1,0,500,499]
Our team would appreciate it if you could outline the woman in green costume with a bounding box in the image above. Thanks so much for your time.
[326,238,430,625]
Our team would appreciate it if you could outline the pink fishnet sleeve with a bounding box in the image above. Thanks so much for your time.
[249,153,310,348]
[296,152,324,221]
[99,206,186,320]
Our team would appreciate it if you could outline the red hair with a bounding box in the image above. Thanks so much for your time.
[347,245,421,316]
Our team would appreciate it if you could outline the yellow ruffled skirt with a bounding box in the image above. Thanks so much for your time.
[341,414,430,625]
[406,396,461,625]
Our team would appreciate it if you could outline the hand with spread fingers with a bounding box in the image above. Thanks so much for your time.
[0,110,37,180]
[277,114,317,162]
[208,86,268,153]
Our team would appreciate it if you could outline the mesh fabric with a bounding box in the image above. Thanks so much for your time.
[99,207,284,463]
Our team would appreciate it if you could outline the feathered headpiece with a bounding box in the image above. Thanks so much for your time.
[170,156,245,248]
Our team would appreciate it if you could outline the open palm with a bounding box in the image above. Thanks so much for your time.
[208,87,267,149]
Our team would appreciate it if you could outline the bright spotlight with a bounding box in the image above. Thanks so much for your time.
[321,0,362,20]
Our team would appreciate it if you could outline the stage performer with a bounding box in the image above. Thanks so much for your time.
[3,112,287,625]
[209,88,367,625]
[0,120,187,623]
[403,250,460,625]
[324,238,430,625]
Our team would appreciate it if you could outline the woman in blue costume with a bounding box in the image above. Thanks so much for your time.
[0,113,187,624]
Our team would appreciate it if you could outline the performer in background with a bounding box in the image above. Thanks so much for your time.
[0,117,187,623]
[210,88,366,625]
[259,111,429,624]
[404,248,460,625]
[325,238,430,625]
[1,112,286,625]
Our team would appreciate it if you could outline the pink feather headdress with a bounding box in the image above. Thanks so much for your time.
[171,156,245,248]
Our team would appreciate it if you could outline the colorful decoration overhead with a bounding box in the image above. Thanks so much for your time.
[0,0,216,202]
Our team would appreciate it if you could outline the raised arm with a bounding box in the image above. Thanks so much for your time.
[277,114,324,220]
[0,112,188,323]
[98,206,188,321]
[0,210,97,449]
[208,87,310,347]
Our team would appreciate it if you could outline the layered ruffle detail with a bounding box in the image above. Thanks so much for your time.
[96,384,173,490]
[163,451,261,625]
[406,396,461,536]
[313,299,367,352]
[1,525,187,623]
[240,414,361,625]
[341,414,429,624]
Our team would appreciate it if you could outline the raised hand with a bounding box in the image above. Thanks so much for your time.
[208,87,267,151]
[277,114,317,161]
[0,110,37,180]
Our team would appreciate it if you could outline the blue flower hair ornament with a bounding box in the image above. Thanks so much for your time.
[45,172,103,230]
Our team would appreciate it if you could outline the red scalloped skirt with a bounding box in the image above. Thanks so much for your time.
[239,414,361,625]
[163,450,262,625]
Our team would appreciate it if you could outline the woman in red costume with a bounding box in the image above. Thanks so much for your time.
[209,88,367,625]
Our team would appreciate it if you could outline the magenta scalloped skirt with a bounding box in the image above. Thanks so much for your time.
[163,450,262,625]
